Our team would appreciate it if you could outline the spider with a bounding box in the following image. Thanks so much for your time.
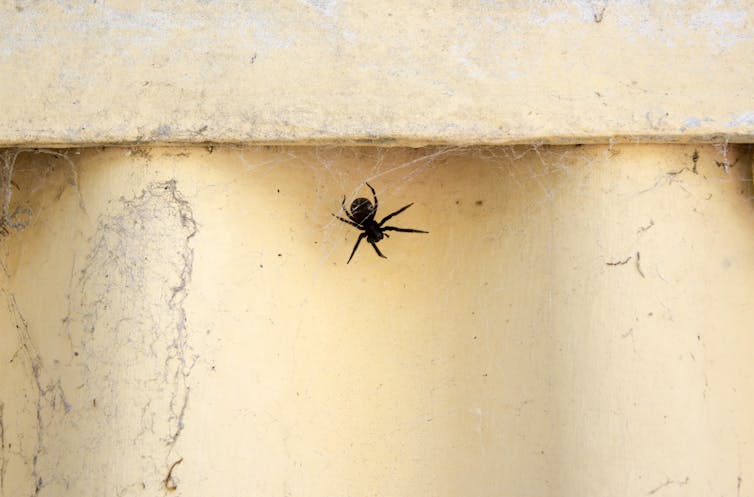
[333,183,428,264]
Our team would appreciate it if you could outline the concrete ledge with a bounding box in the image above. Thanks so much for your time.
[1,1,753,146]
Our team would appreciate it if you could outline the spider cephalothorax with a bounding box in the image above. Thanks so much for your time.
[333,183,428,263]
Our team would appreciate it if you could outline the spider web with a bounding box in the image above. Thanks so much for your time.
[0,143,752,497]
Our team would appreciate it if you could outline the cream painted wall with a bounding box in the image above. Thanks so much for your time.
[0,145,752,496]
[2,2,753,496]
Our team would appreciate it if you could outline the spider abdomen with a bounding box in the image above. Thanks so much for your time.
[349,198,375,225]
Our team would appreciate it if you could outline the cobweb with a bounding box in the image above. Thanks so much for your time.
[0,142,752,497]
[290,144,752,271]
[246,145,616,268]
[2,143,749,247]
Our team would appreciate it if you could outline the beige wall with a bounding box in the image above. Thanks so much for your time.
[1,144,752,496]
[2,2,754,146]
[3,2,754,495]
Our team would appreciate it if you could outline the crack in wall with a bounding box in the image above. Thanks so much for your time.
[647,476,690,495]
[2,290,71,497]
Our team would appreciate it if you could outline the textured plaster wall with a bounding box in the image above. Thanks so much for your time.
[1,1,754,145]
[1,1,754,495]
[0,145,752,496]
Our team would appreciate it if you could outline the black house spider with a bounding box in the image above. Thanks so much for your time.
[333,183,428,264]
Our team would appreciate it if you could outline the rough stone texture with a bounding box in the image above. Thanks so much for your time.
[1,1,753,145]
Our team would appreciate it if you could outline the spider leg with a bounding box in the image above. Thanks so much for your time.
[332,214,360,228]
[369,240,387,259]
[347,232,366,264]
[378,203,414,226]
[382,225,428,234]
[365,182,378,213]
[341,196,359,224]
